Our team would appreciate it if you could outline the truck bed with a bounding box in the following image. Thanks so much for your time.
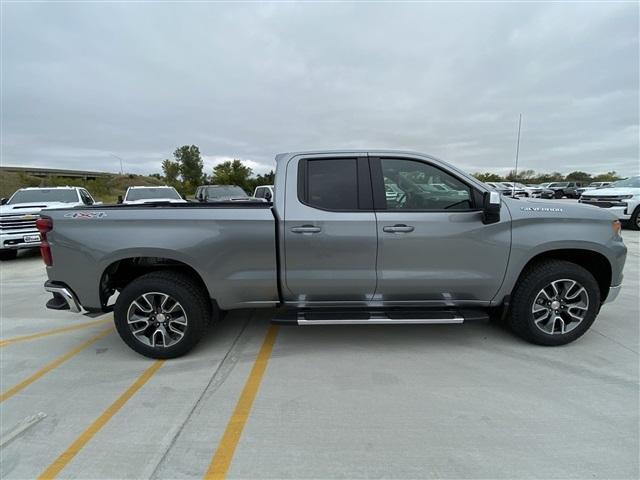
[44,203,279,311]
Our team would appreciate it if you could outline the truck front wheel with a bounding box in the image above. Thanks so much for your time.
[629,206,640,231]
[508,260,600,346]
[114,271,209,359]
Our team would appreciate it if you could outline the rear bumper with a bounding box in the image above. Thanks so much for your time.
[44,280,83,313]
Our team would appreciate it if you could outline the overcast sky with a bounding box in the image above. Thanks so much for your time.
[2,2,639,177]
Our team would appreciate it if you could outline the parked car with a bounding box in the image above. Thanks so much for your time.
[579,176,640,230]
[0,186,97,260]
[576,182,612,197]
[499,182,528,197]
[547,182,583,199]
[195,185,261,202]
[486,182,512,196]
[120,186,186,205]
[253,185,274,201]
[525,184,555,199]
[40,150,626,358]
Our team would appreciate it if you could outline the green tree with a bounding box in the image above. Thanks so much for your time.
[505,169,536,182]
[534,172,564,183]
[472,172,503,182]
[592,171,622,182]
[161,159,181,188]
[212,160,253,193]
[565,171,592,183]
[174,145,204,193]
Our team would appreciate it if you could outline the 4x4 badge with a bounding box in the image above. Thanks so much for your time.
[64,211,107,219]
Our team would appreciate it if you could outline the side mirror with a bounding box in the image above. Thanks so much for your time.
[181,194,186,200]
[203,195,209,202]
[0,198,7,205]
[482,191,501,225]
[117,195,123,204]
[264,191,272,201]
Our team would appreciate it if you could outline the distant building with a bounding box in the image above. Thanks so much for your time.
[0,166,112,180]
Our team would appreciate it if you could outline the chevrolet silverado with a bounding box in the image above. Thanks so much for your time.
[39,151,627,358]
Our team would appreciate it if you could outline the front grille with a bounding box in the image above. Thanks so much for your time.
[0,214,39,232]
[579,196,627,208]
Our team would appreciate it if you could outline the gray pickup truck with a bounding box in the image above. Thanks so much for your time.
[39,151,627,358]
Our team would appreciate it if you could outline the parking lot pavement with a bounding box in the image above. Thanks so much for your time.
[0,232,638,479]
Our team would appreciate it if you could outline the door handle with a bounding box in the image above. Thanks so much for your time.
[291,225,321,234]
[383,224,415,233]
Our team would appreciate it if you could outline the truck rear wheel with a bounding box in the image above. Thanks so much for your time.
[114,270,209,359]
[508,260,600,346]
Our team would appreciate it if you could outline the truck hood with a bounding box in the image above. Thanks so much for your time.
[122,198,187,204]
[580,187,640,197]
[504,196,618,222]
[0,202,78,216]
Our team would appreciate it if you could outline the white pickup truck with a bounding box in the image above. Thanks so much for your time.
[579,176,640,230]
[0,186,96,260]
[120,186,187,205]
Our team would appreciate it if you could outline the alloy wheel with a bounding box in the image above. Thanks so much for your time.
[531,279,589,335]
[126,292,188,348]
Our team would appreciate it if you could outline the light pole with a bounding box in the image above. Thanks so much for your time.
[109,154,124,175]
[513,114,522,185]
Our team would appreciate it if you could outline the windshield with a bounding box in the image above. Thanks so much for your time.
[610,176,640,188]
[549,182,568,187]
[8,189,78,204]
[205,186,248,198]
[125,187,181,201]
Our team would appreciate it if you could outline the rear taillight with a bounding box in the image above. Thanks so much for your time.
[36,216,53,266]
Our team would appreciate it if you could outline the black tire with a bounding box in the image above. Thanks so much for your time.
[0,249,18,261]
[114,270,210,359]
[554,190,564,199]
[507,260,601,346]
[628,206,640,231]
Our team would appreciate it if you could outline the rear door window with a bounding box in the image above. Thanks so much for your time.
[301,158,359,210]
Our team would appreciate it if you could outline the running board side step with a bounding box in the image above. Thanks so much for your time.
[272,309,488,325]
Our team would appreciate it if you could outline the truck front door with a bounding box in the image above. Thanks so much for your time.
[283,154,377,304]
[370,155,511,305]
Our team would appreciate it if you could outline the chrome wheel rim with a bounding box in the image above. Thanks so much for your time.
[532,279,589,335]
[127,292,187,348]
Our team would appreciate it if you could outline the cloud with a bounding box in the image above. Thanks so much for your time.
[2,2,638,177]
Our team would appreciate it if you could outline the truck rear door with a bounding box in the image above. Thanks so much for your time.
[282,154,377,304]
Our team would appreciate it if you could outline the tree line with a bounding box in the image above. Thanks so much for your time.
[156,145,274,196]
[157,145,623,195]
[472,169,622,184]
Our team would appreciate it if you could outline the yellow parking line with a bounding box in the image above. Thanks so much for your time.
[0,327,113,403]
[0,318,111,348]
[204,325,279,480]
[37,359,164,480]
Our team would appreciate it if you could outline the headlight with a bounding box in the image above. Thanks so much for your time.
[619,195,634,199]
